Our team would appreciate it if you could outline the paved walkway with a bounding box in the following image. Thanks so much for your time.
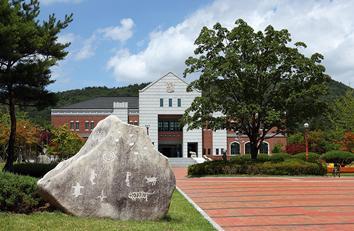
[173,168,354,231]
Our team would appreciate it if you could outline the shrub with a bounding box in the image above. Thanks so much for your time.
[320,150,354,166]
[229,154,270,164]
[256,154,271,162]
[292,152,321,163]
[188,158,326,176]
[0,172,45,213]
[260,159,327,176]
[272,144,283,153]
[13,163,57,178]
[269,153,291,162]
[230,155,250,165]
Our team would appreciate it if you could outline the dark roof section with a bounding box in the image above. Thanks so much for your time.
[58,97,139,109]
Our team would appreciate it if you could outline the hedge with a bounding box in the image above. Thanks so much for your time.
[13,163,58,178]
[320,151,354,165]
[0,172,45,213]
[269,153,292,162]
[188,158,327,176]
[292,152,321,163]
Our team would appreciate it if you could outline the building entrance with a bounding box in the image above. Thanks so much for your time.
[158,114,183,158]
[187,142,198,157]
[158,144,182,157]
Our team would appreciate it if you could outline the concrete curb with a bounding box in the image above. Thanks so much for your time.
[176,186,224,231]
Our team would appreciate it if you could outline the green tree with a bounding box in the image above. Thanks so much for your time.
[47,125,84,160]
[183,19,329,160]
[0,0,72,172]
[328,89,354,131]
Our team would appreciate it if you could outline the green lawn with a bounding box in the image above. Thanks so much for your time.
[0,190,215,231]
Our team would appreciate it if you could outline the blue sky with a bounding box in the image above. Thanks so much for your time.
[40,0,354,92]
[40,0,212,91]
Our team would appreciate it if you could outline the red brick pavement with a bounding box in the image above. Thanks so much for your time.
[173,168,354,231]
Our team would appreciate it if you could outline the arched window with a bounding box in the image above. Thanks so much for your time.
[230,142,240,155]
[260,142,269,154]
[245,142,251,154]
[245,142,269,154]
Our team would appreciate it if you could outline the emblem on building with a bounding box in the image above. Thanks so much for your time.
[166,82,175,93]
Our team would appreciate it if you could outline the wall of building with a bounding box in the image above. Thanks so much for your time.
[202,129,213,156]
[226,134,287,156]
[51,115,109,137]
[139,73,202,157]
[213,129,227,155]
[112,102,128,123]
[128,115,139,126]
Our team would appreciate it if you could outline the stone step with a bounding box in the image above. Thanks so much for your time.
[168,158,197,167]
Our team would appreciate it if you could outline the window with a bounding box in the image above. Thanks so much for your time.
[70,121,74,130]
[177,98,181,107]
[175,122,181,131]
[216,148,219,155]
[163,121,169,131]
[170,121,175,131]
[260,142,269,154]
[85,121,89,130]
[245,142,251,154]
[221,148,225,155]
[90,121,94,130]
[169,98,172,107]
[75,121,80,130]
[160,98,163,107]
[208,149,211,155]
[230,142,240,155]
[244,142,269,154]
[203,148,206,155]
[158,120,182,131]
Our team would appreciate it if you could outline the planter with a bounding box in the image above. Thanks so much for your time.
[327,167,354,173]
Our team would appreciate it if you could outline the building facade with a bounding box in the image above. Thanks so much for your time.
[51,72,287,158]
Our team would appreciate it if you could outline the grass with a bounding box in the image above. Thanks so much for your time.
[0,190,215,231]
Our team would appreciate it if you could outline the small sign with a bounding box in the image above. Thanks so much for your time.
[166,82,174,93]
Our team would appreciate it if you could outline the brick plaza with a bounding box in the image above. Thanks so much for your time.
[174,168,354,231]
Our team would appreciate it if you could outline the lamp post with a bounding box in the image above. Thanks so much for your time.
[304,122,309,161]
[145,124,150,136]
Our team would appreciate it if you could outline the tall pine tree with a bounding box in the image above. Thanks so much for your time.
[0,0,72,171]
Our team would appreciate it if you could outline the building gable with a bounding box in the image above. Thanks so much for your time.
[139,72,191,94]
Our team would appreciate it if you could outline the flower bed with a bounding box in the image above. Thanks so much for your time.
[327,166,354,173]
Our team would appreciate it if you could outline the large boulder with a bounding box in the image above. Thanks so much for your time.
[37,115,176,220]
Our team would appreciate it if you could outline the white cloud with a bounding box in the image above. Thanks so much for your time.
[75,34,97,60]
[100,18,134,43]
[75,18,135,61]
[106,0,354,85]
[51,64,71,84]
[58,33,77,44]
[40,0,83,5]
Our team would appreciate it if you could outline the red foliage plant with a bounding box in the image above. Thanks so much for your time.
[286,143,306,155]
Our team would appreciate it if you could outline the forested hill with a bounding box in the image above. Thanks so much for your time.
[54,79,350,108]
[25,79,351,126]
[26,82,149,125]
[327,79,352,101]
